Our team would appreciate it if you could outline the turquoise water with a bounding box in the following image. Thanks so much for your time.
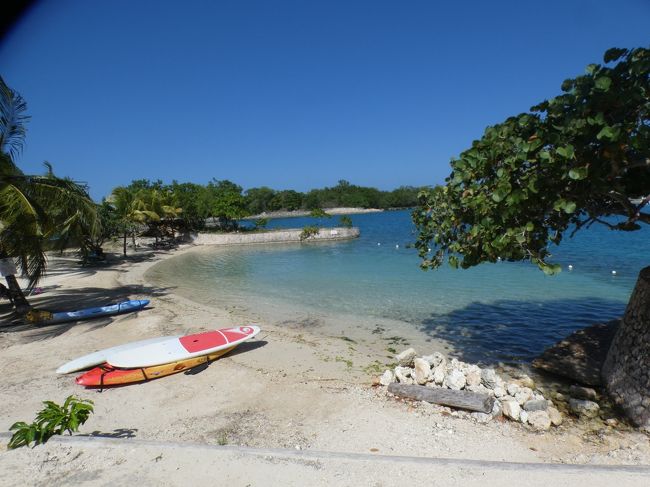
[151,210,648,364]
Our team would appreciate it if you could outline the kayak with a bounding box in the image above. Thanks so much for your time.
[75,346,236,386]
[28,299,150,325]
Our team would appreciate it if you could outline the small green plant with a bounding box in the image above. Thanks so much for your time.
[8,396,94,449]
[300,225,320,241]
[309,208,331,219]
[339,215,353,228]
[254,217,268,229]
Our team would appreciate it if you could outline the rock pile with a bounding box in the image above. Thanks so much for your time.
[379,348,569,431]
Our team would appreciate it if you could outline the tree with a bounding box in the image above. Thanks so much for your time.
[207,179,249,229]
[107,187,158,256]
[245,186,276,214]
[0,76,99,312]
[413,47,650,427]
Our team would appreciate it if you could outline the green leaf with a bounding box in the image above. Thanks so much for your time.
[604,47,627,63]
[596,126,620,141]
[568,167,588,180]
[594,76,612,91]
[491,189,506,203]
[540,263,562,275]
[556,145,575,159]
[563,201,577,214]
[525,222,535,232]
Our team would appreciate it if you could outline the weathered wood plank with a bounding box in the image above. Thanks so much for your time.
[388,383,495,413]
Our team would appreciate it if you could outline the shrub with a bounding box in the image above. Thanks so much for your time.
[8,395,94,449]
[300,225,320,241]
[339,215,352,228]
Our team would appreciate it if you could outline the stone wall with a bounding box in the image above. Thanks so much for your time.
[602,266,650,430]
[191,227,360,246]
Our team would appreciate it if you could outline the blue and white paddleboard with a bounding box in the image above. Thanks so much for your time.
[47,299,150,325]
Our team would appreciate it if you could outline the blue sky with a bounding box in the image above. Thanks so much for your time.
[1,0,648,200]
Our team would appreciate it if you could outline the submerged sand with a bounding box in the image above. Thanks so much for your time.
[0,245,649,485]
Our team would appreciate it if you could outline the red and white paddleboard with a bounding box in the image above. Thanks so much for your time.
[105,326,260,368]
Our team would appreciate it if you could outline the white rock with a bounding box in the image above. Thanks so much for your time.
[519,410,529,424]
[481,368,498,389]
[518,374,535,389]
[491,399,503,418]
[514,387,533,405]
[413,358,432,385]
[395,348,417,367]
[502,400,521,421]
[527,410,552,431]
[444,369,466,390]
[394,366,413,384]
[465,370,482,387]
[507,383,520,396]
[432,366,445,385]
[421,352,446,368]
[547,406,563,426]
[379,369,395,386]
[493,386,506,398]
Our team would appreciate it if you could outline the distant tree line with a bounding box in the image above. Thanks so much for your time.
[100,179,427,242]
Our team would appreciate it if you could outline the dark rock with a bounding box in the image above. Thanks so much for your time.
[569,385,598,401]
[523,399,548,412]
[532,320,619,386]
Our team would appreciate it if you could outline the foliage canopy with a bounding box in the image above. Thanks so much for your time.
[414,47,650,274]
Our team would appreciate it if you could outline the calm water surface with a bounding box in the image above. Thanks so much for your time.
[149,210,649,364]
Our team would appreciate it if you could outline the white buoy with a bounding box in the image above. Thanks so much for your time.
[395,244,399,249]
[612,270,617,275]
[428,248,431,252]
[568,265,573,271]
[497,257,502,261]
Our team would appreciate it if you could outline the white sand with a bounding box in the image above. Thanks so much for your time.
[1,246,649,485]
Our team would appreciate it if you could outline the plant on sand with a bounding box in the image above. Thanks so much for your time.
[8,395,94,449]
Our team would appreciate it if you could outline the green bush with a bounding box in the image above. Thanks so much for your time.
[339,215,352,228]
[8,395,94,449]
[254,217,269,229]
[300,225,320,241]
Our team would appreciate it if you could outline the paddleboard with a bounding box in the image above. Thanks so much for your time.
[29,299,150,325]
[75,347,236,386]
[107,325,260,368]
[56,334,171,374]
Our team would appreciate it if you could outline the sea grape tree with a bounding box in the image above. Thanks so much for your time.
[414,47,649,275]
[413,47,650,428]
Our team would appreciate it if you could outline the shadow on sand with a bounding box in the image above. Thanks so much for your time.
[417,297,626,366]
[1,284,173,342]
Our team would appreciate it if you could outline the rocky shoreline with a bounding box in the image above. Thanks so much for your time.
[245,207,384,220]
[377,348,616,432]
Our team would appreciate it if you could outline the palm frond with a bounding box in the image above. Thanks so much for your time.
[0,76,30,161]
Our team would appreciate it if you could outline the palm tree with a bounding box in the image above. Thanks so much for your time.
[0,76,99,313]
[108,187,159,256]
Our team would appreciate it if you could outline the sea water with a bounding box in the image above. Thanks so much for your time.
[148,210,649,364]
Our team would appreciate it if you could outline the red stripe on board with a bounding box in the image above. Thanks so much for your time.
[179,330,228,353]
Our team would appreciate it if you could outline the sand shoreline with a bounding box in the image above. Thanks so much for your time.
[1,245,649,484]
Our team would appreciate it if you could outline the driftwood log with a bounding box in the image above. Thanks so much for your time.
[388,383,495,413]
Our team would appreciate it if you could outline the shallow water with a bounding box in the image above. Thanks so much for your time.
[148,210,649,364]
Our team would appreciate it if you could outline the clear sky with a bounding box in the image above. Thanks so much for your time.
[1,0,648,200]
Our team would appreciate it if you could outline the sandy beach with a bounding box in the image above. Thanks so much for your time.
[1,245,649,486]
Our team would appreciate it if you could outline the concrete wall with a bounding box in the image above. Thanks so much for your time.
[191,227,360,246]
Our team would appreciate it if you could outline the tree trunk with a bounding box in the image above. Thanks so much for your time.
[602,266,650,430]
[123,232,127,256]
[4,274,31,314]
